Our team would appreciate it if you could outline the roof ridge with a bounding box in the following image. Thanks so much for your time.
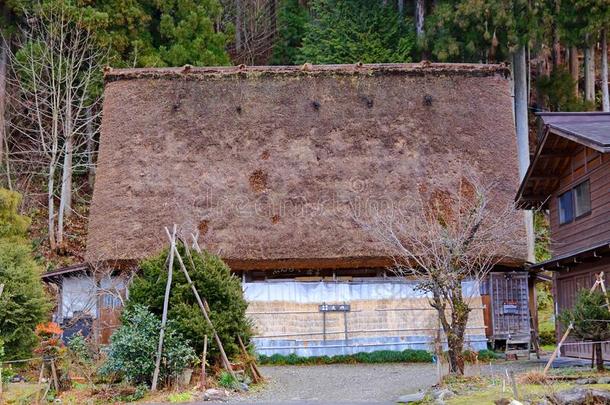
[103,62,510,82]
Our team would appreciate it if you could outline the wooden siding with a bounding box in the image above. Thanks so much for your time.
[554,258,610,360]
[549,150,610,257]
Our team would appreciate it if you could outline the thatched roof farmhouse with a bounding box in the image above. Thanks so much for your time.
[87,63,526,270]
[51,63,530,354]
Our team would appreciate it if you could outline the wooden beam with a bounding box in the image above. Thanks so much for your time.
[530,174,561,180]
[540,150,572,158]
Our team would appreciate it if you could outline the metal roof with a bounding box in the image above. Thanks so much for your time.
[516,112,610,208]
[538,112,610,152]
[41,263,90,280]
[528,239,610,271]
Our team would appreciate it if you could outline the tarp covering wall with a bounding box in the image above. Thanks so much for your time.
[244,279,487,356]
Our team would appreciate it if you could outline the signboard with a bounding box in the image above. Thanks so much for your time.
[503,301,518,315]
[319,303,350,312]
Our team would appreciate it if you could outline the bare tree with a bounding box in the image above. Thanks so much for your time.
[6,2,105,250]
[359,177,522,375]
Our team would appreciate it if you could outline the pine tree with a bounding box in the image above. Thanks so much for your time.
[297,0,415,64]
[271,0,309,65]
[0,189,50,360]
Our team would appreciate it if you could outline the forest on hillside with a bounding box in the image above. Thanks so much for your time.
[0,0,606,268]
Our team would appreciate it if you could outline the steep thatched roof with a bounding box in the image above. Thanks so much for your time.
[87,63,526,270]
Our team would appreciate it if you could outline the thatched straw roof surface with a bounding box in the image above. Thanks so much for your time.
[87,63,526,270]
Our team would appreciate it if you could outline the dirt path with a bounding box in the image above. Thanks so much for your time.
[226,360,545,403]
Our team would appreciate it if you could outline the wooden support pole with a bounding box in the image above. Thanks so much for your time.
[167,231,236,379]
[200,335,208,389]
[238,335,262,382]
[151,225,177,391]
[50,359,59,392]
[509,370,519,400]
[34,360,45,404]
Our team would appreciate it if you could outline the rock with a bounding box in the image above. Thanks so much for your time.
[432,389,454,401]
[597,376,610,384]
[203,388,229,402]
[574,378,597,385]
[397,391,426,403]
[495,399,524,405]
[551,387,610,405]
[238,382,249,392]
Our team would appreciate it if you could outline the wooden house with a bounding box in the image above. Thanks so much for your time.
[49,63,529,353]
[516,112,610,359]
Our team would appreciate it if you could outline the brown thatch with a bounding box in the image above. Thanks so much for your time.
[86,63,526,270]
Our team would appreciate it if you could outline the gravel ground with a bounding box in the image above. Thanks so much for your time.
[226,359,546,403]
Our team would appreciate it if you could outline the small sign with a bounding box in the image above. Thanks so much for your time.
[319,303,350,312]
[503,301,518,315]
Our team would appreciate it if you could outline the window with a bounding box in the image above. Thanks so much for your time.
[574,180,591,217]
[558,180,591,224]
[559,190,573,224]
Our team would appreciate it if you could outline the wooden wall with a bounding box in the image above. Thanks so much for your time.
[554,257,610,360]
[549,150,610,257]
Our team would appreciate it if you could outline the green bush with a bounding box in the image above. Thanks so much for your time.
[127,245,251,361]
[0,189,50,360]
[539,330,556,346]
[475,349,502,362]
[100,305,197,386]
[258,349,433,365]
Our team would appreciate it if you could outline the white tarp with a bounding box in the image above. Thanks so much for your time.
[61,275,97,319]
[244,279,480,303]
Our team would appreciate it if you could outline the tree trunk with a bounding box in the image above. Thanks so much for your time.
[398,0,404,17]
[235,0,242,52]
[601,30,609,112]
[512,46,535,262]
[551,1,561,69]
[570,46,580,97]
[57,132,73,246]
[595,342,604,371]
[86,107,96,187]
[48,163,57,251]
[536,60,547,139]
[0,34,7,173]
[434,287,468,375]
[415,0,425,39]
[584,42,596,103]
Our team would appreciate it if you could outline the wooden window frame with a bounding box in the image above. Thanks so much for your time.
[573,179,592,220]
[557,179,591,225]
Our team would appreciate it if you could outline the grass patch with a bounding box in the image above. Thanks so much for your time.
[168,391,193,403]
[435,368,610,405]
[258,349,433,365]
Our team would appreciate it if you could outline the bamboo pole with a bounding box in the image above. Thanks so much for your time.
[167,230,235,379]
[200,335,207,389]
[151,225,177,391]
[34,361,45,404]
[238,335,262,382]
[50,359,59,392]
